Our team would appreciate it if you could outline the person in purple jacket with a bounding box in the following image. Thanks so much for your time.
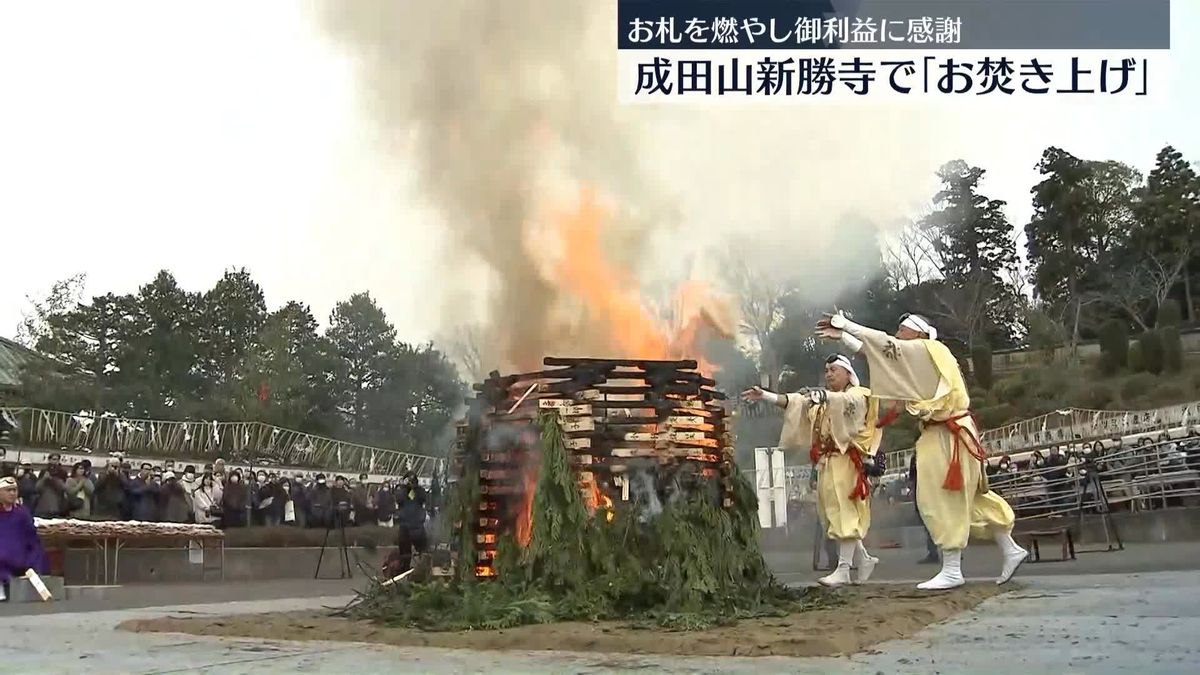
[0,475,49,602]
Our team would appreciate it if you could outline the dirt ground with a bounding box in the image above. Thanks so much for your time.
[120,583,1008,658]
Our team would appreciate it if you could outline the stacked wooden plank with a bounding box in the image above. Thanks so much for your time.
[451,356,735,579]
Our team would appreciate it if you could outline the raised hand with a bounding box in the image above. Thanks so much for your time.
[815,308,845,340]
[740,386,765,402]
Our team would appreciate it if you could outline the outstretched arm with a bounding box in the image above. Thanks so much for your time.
[815,311,941,402]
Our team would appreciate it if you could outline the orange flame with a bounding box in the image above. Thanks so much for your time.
[585,481,615,523]
[534,185,733,373]
[513,463,539,548]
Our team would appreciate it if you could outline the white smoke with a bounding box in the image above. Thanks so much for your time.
[317,1,961,371]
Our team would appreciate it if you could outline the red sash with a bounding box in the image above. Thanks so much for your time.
[810,439,872,500]
[921,411,988,491]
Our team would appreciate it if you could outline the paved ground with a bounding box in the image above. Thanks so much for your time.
[768,540,1200,585]
[0,579,359,617]
[2,571,1197,673]
[2,543,1198,673]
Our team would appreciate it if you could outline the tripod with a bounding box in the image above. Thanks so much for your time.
[314,507,353,579]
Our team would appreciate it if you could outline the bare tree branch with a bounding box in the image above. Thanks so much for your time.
[718,244,794,386]
[440,324,486,383]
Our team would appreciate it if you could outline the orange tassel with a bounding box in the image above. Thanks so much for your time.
[942,446,964,491]
[849,451,872,500]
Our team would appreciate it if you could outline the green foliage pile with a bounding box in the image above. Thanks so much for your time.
[1098,320,1129,374]
[343,412,836,632]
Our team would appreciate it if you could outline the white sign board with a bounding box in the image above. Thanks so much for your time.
[754,447,787,528]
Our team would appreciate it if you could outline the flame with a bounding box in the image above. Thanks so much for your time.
[585,481,615,523]
[531,185,733,374]
[513,462,538,548]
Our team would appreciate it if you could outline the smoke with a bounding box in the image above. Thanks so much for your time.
[627,466,663,523]
[317,1,959,373]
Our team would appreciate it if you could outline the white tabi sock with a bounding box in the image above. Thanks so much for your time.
[853,539,878,585]
[993,528,1028,585]
[917,548,964,590]
[818,541,856,587]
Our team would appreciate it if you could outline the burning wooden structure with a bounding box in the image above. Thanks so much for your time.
[451,356,734,579]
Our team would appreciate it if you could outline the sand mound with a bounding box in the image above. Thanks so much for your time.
[120,583,1007,658]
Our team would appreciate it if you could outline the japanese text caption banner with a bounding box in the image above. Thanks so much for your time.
[618,0,1171,103]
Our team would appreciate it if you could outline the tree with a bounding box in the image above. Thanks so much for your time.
[1134,145,1200,320]
[971,344,993,389]
[1104,249,1190,330]
[441,323,487,383]
[15,273,87,348]
[720,243,793,389]
[883,211,942,290]
[924,161,1019,285]
[1137,331,1165,374]
[327,292,401,438]
[885,162,1022,349]
[239,301,338,433]
[1026,148,1142,362]
[24,292,138,414]
[369,343,463,454]
[1098,319,1130,374]
[198,268,268,409]
[121,271,206,418]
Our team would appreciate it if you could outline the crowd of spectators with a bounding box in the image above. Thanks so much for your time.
[0,452,438,530]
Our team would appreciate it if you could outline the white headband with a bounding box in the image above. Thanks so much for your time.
[901,314,938,340]
[830,355,861,387]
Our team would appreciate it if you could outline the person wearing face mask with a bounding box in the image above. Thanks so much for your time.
[352,474,373,526]
[374,480,396,528]
[308,474,332,529]
[220,470,249,528]
[179,466,198,521]
[192,472,221,525]
[257,472,285,527]
[279,479,297,526]
[64,462,94,519]
[289,473,309,528]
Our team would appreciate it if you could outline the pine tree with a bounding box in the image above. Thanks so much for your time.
[124,271,206,418]
[198,268,268,413]
[1135,146,1200,320]
[923,160,1020,348]
[239,301,338,433]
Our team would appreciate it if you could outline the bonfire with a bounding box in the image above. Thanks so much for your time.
[342,357,834,631]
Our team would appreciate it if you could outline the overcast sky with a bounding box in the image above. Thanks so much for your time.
[1,1,1196,345]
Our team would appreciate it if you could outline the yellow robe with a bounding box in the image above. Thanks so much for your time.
[850,326,1015,550]
[779,386,880,541]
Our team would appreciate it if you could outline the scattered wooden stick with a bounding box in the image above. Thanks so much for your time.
[507,383,539,414]
[379,567,416,587]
